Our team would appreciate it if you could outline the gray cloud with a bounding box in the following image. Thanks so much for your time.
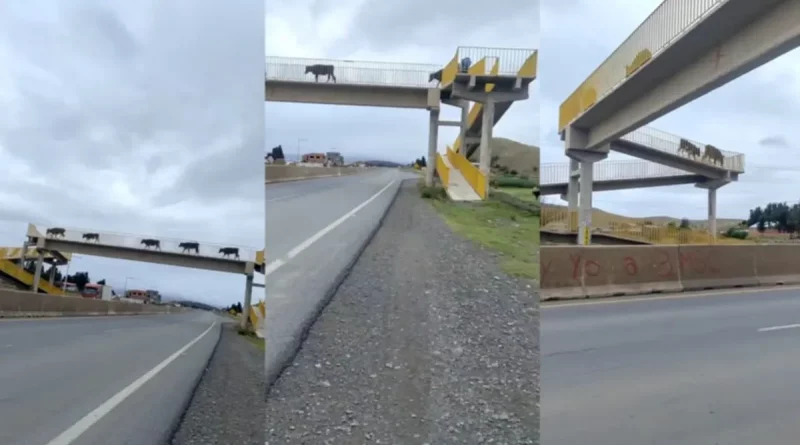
[0,0,264,305]
[539,0,800,220]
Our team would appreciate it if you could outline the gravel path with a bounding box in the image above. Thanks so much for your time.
[264,180,540,444]
[171,319,264,445]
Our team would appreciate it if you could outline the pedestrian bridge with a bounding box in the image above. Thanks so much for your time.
[26,224,264,276]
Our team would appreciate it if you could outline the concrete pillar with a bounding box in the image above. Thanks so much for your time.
[49,264,56,284]
[240,273,254,330]
[577,161,595,245]
[426,109,440,187]
[708,187,717,240]
[31,251,44,292]
[458,102,469,156]
[567,158,579,231]
[19,242,28,268]
[479,100,495,176]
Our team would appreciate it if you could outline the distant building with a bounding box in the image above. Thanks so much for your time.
[126,289,149,302]
[326,151,344,166]
[302,153,326,164]
[146,289,161,303]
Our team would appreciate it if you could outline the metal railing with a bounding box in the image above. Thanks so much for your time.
[33,225,259,262]
[455,47,538,76]
[559,0,726,130]
[435,153,450,188]
[447,147,486,199]
[620,126,746,172]
[540,159,693,185]
[265,56,441,88]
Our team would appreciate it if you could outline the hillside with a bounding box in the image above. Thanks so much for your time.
[468,137,539,179]
[541,203,742,230]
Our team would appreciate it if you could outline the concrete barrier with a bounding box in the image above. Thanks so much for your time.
[0,289,179,317]
[265,165,366,183]
[541,244,800,301]
[541,245,682,300]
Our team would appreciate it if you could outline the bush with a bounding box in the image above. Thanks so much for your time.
[491,176,538,188]
[418,182,447,200]
[725,227,749,240]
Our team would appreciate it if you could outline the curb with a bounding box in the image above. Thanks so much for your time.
[264,178,405,395]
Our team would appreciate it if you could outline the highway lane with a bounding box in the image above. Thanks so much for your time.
[0,312,219,445]
[263,169,415,383]
[542,289,800,445]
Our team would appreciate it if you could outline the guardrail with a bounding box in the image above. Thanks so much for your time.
[441,47,537,87]
[265,56,440,88]
[435,153,450,188]
[559,0,726,130]
[30,224,259,262]
[447,147,486,199]
[541,159,693,185]
[621,127,745,173]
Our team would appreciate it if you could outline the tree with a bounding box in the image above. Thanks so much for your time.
[757,219,766,233]
[97,279,106,285]
[418,156,427,167]
[70,272,90,291]
[679,218,690,229]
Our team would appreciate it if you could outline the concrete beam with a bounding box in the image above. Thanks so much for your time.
[265,80,434,109]
[574,0,800,149]
[540,174,706,196]
[438,120,462,127]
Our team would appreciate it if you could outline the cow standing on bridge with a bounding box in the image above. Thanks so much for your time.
[429,68,443,85]
[305,64,336,83]
[219,247,240,259]
[678,138,701,159]
[140,238,161,251]
[82,233,100,243]
[46,227,65,238]
[179,242,200,254]
[703,144,725,166]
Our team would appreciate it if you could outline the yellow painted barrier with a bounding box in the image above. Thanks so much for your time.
[518,51,538,78]
[249,300,266,338]
[453,59,501,153]
[0,247,72,262]
[447,147,487,199]
[0,259,64,295]
[435,152,450,188]
[255,250,264,266]
[440,51,460,88]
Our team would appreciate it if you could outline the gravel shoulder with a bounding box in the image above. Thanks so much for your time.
[171,319,264,445]
[264,180,540,444]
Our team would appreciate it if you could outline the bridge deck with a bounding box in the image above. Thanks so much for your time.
[266,56,440,89]
[616,126,745,173]
[558,0,727,131]
[28,224,258,262]
[541,158,696,185]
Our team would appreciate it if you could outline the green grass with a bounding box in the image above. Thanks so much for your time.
[495,186,538,203]
[243,335,265,350]
[429,198,540,280]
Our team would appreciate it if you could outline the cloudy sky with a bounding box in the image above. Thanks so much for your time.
[0,0,264,306]
[540,0,800,221]
[265,0,540,164]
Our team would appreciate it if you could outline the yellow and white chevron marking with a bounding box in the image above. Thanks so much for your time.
[248,299,266,338]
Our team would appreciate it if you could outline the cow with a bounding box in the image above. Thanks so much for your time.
[82,233,100,242]
[305,64,336,83]
[179,242,200,254]
[429,69,443,85]
[678,138,701,159]
[46,227,66,238]
[218,247,240,259]
[140,238,161,250]
[703,144,725,166]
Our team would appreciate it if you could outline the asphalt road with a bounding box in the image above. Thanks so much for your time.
[0,311,219,445]
[542,288,800,445]
[263,169,415,385]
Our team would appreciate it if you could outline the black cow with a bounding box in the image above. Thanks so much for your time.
[305,64,336,83]
[82,233,100,242]
[46,227,66,238]
[179,242,200,254]
[219,247,240,259]
[141,238,161,250]
[429,69,443,84]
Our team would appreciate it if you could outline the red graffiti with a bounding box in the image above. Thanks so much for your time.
[623,256,638,276]
[569,254,601,279]
[656,249,676,278]
[541,260,552,279]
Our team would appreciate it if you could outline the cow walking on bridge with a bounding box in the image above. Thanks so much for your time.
[82,233,100,243]
[179,242,200,254]
[46,227,65,238]
[305,64,336,83]
[219,247,240,259]
[140,238,161,251]
[429,69,442,85]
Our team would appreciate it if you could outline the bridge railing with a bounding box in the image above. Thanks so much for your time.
[620,127,746,173]
[265,56,441,88]
[32,225,259,262]
[541,159,694,185]
[455,47,537,76]
[559,0,725,130]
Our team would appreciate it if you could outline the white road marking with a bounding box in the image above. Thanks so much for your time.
[266,194,299,203]
[264,180,396,278]
[44,321,217,445]
[758,323,800,333]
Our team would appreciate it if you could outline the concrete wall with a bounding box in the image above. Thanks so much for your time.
[0,289,184,318]
[540,244,800,301]
[541,230,650,246]
[265,165,365,184]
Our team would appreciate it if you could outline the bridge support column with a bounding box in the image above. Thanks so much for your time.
[241,272,254,330]
[695,179,730,241]
[426,109,440,187]
[19,241,28,268]
[459,102,469,156]
[479,99,495,183]
[31,251,44,292]
[567,146,608,245]
[49,265,56,285]
[567,159,579,230]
